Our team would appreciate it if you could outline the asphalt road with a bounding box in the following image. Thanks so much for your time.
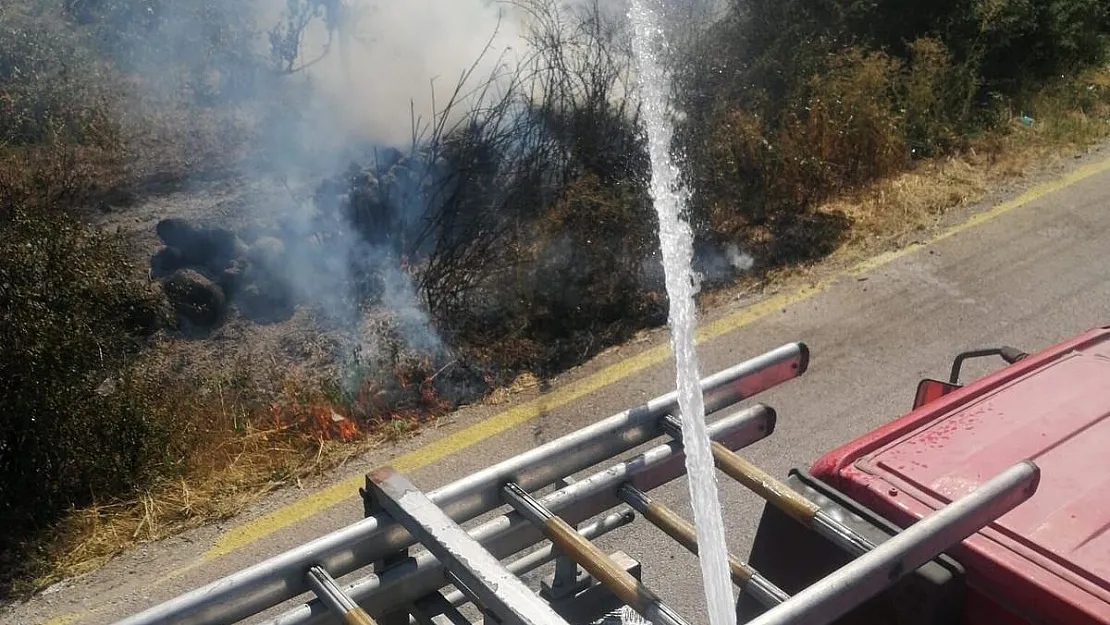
[6,150,1110,625]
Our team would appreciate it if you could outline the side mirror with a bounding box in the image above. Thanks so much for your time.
[948,346,1029,385]
[913,379,961,410]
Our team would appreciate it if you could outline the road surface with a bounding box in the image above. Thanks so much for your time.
[6,149,1110,625]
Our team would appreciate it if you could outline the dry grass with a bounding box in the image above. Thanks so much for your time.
[828,150,998,252]
[831,108,1110,256]
[11,315,454,596]
[485,371,542,405]
[0,142,128,210]
[18,394,409,595]
[699,67,1110,306]
[28,429,383,592]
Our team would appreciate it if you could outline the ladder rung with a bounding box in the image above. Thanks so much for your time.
[305,565,378,625]
[662,415,877,556]
[617,483,789,608]
[501,483,690,625]
[367,466,571,625]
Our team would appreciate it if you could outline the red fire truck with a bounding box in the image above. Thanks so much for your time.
[741,325,1110,625]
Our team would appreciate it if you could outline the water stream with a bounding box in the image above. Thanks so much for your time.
[626,2,738,625]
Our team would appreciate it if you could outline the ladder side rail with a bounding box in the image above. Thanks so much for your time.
[744,461,1040,625]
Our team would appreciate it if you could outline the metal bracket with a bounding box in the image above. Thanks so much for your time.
[542,477,584,601]
[364,473,414,625]
[367,467,571,625]
[410,592,472,625]
[548,551,642,625]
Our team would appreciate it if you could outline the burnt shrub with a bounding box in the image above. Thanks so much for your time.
[469,173,665,376]
[402,0,661,378]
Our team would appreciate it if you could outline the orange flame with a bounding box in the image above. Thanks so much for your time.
[262,360,453,443]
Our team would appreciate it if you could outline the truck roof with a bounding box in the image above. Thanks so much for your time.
[811,325,1110,625]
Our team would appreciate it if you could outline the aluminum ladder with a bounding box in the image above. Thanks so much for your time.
[111,342,1039,625]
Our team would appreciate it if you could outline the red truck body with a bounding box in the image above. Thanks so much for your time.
[810,326,1110,625]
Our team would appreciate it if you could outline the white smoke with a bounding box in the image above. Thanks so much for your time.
[276,0,533,147]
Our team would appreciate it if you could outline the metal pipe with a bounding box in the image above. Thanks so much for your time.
[503,483,690,625]
[549,478,580,596]
[366,467,571,625]
[661,415,877,556]
[263,406,774,625]
[436,509,636,611]
[744,461,1041,625]
[305,567,378,625]
[503,483,688,625]
[115,345,803,625]
[810,515,874,556]
[616,484,788,608]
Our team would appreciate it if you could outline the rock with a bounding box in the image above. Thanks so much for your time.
[237,281,294,324]
[218,258,247,298]
[229,234,250,261]
[123,294,172,336]
[95,377,117,397]
[162,269,227,328]
[246,237,286,273]
[244,237,289,299]
[201,226,245,271]
[150,246,186,278]
[154,218,244,270]
[155,218,196,248]
[239,223,279,245]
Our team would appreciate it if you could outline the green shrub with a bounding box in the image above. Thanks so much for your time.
[788,47,908,190]
[678,0,1110,267]
[902,37,980,157]
[0,194,169,574]
[683,47,905,231]
[966,0,1110,89]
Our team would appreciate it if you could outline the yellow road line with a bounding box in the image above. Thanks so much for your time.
[196,154,1110,561]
